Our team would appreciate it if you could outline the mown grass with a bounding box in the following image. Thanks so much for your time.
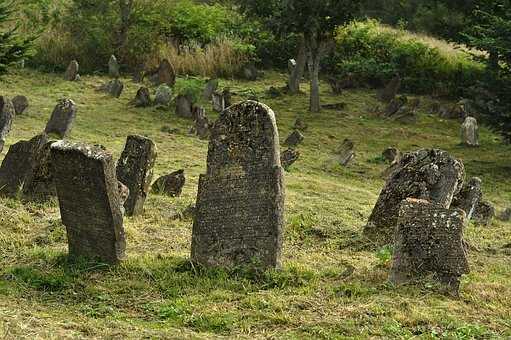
[0,69,510,338]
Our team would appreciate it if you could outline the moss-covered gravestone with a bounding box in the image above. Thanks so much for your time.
[191,100,285,269]
[51,141,126,264]
[116,135,157,216]
[44,99,77,139]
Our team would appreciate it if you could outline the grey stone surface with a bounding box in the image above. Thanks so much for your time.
[191,100,284,269]
[0,133,55,199]
[154,85,172,106]
[284,130,304,147]
[461,117,479,147]
[364,149,465,244]
[473,200,495,226]
[0,97,15,153]
[194,107,209,139]
[390,198,469,296]
[100,79,124,98]
[378,75,401,102]
[203,79,219,100]
[151,169,185,197]
[157,59,176,86]
[133,87,151,107]
[451,177,482,221]
[64,60,79,81]
[108,55,120,78]
[338,138,355,166]
[50,141,126,264]
[212,91,225,112]
[116,135,157,216]
[281,148,299,170]
[176,95,193,118]
[44,99,77,139]
[12,95,29,115]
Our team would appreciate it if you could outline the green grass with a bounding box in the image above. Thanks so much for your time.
[0,69,510,338]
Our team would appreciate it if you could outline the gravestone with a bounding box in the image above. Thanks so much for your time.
[194,107,209,139]
[381,147,402,179]
[44,99,77,139]
[281,148,299,170]
[133,87,151,107]
[451,177,482,221]
[0,133,55,199]
[384,96,408,117]
[157,59,176,86]
[100,79,124,98]
[151,169,185,197]
[498,208,511,222]
[154,85,172,106]
[12,95,29,115]
[364,149,465,244]
[242,64,259,81]
[203,79,219,100]
[116,135,157,216]
[191,100,284,269]
[176,95,193,118]
[64,60,80,81]
[223,88,232,108]
[212,91,225,112]
[390,198,469,296]
[284,130,304,147]
[378,75,401,102]
[338,139,355,166]
[117,181,130,216]
[293,118,308,132]
[50,141,126,264]
[108,55,120,78]
[0,97,15,153]
[473,200,495,226]
[461,117,479,147]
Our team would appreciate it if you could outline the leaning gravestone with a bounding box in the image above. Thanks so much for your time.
[12,95,29,115]
[461,117,479,147]
[157,59,176,87]
[284,130,304,147]
[191,100,285,269]
[108,55,120,78]
[338,138,355,166]
[44,99,77,139]
[0,97,15,153]
[0,133,55,199]
[64,60,80,81]
[364,149,465,244]
[151,169,186,197]
[390,198,469,296]
[51,141,126,264]
[116,135,157,216]
[378,75,401,103]
[281,148,299,170]
[451,177,482,221]
[133,87,151,107]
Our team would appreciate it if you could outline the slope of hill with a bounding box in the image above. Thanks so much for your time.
[0,70,510,338]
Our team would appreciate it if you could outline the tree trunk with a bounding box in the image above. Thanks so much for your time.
[288,36,307,94]
[117,0,134,55]
[307,35,323,113]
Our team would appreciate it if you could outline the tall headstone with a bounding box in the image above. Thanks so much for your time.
[364,149,465,244]
[44,99,77,139]
[157,59,176,87]
[108,55,120,78]
[116,135,157,216]
[50,141,126,264]
[191,100,285,269]
[390,198,469,296]
[461,116,479,147]
[0,96,15,153]
[176,95,193,118]
[0,133,55,199]
[203,78,219,100]
[64,60,80,81]
[194,107,209,139]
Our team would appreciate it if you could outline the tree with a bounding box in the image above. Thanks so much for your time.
[239,0,360,112]
[0,0,33,75]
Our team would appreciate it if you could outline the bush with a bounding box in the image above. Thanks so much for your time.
[327,20,484,97]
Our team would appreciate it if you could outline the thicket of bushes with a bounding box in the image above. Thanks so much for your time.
[325,20,484,97]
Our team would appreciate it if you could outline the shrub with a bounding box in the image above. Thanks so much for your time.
[327,20,484,97]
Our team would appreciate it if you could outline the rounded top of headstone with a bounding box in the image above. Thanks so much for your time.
[51,141,112,161]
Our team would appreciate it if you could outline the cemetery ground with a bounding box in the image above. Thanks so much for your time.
[0,69,510,338]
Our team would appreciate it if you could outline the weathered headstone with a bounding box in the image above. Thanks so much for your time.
[116,135,157,216]
[378,75,401,102]
[284,130,304,147]
[384,96,408,117]
[390,198,469,296]
[338,138,355,166]
[212,91,225,112]
[44,99,77,139]
[451,177,482,221]
[157,59,176,86]
[191,100,284,269]
[100,79,124,98]
[0,97,15,153]
[281,148,299,170]
[176,95,193,118]
[50,141,126,264]
[194,107,209,139]
[154,84,172,106]
[203,79,219,100]
[133,87,151,107]
[12,95,28,115]
[151,169,185,197]
[293,117,308,132]
[473,200,495,226]
[0,133,55,199]
[364,149,465,244]
[64,60,80,81]
[108,55,120,78]
[461,117,479,147]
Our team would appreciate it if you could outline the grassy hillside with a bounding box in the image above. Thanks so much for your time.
[0,70,510,338]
